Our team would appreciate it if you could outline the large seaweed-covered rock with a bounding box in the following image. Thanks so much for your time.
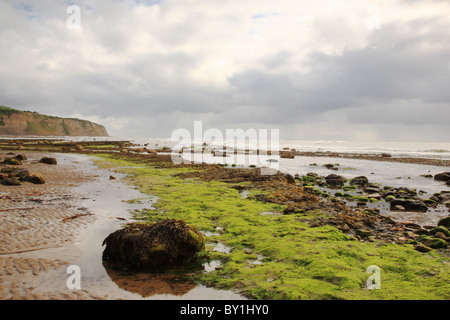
[102,219,205,270]
[389,199,428,213]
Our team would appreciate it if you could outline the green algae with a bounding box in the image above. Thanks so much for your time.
[92,153,450,300]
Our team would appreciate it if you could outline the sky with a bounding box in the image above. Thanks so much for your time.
[0,0,449,142]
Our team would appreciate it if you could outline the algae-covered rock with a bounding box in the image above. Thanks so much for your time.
[349,176,369,187]
[3,157,22,165]
[102,219,205,270]
[39,157,57,165]
[26,173,45,184]
[429,226,450,237]
[3,177,21,185]
[437,216,450,229]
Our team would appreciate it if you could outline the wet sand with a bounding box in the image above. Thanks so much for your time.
[0,151,101,299]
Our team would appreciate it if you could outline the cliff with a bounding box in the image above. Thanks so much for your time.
[0,106,108,137]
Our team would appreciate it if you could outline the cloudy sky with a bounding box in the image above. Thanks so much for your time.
[1,0,449,142]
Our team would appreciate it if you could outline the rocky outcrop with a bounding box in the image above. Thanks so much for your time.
[102,219,205,270]
[0,106,108,136]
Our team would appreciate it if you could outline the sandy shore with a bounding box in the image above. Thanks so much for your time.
[0,151,106,300]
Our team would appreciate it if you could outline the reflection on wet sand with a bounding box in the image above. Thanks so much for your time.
[103,265,198,298]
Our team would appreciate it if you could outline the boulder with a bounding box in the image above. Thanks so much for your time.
[283,174,295,184]
[14,154,27,161]
[389,199,428,213]
[434,172,450,182]
[415,243,432,253]
[429,226,450,237]
[437,216,450,229]
[11,168,29,180]
[26,173,45,184]
[325,174,345,187]
[39,157,57,165]
[3,177,21,185]
[280,151,295,159]
[349,176,369,187]
[102,219,205,270]
[3,157,22,165]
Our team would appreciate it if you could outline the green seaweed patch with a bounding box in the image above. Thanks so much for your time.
[92,153,450,300]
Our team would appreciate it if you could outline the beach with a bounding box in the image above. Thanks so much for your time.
[0,151,101,299]
[0,139,449,300]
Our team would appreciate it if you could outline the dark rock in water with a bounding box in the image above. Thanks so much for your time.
[102,219,205,270]
[280,151,295,159]
[325,174,345,187]
[39,157,57,165]
[349,176,369,187]
[389,199,428,213]
[434,172,450,182]
[437,216,450,229]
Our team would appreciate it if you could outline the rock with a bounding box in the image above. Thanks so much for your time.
[367,193,381,201]
[283,174,295,184]
[429,226,450,237]
[437,216,450,229]
[415,243,432,253]
[39,157,57,165]
[381,153,391,158]
[3,157,22,165]
[325,174,345,187]
[102,219,205,270]
[434,172,450,182]
[280,151,295,159]
[434,232,448,241]
[3,177,21,185]
[389,199,428,213]
[349,176,369,187]
[74,145,84,151]
[14,154,27,161]
[365,187,381,194]
[414,228,429,236]
[26,173,45,184]
[428,238,447,249]
[11,168,29,180]
[393,205,405,212]
[356,229,372,238]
